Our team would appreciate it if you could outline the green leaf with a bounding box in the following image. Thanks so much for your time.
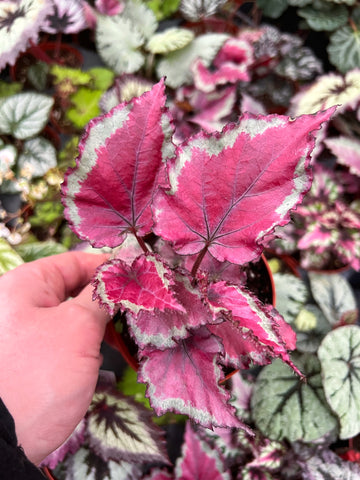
[122,0,158,40]
[29,201,64,227]
[147,28,195,54]
[15,241,67,262]
[50,64,92,86]
[256,0,288,18]
[298,4,348,31]
[118,366,151,409]
[96,15,145,74]
[66,88,103,129]
[0,93,54,139]
[157,33,228,88]
[287,0,312,5]
[319,325,360,439]
[251,355,338,442]
[309,273,357,326]
[18,137,57,178]
[145,0,181,20]
[27,61,50,91]
[88,67,115,90]
[273,273,308,323]
[0,81,22,98]
[323,0,356,4]
[328,26,360,73]
[0,238,23,274]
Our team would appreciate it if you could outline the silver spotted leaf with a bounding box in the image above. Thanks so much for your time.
[251,354,338,442]
[318,325,360,439]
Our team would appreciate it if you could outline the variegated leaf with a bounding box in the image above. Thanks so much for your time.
[157,33,228,88]
[153,109,335,265]
[95,14,145,74]
[93,254,185,316]
[127,271,217,349]
[309,273,358,326]
[318,326,360,439]
[138,328,248,430]
[0,92,54,139]
[63,79,174,248]
[251,355,338,442]
[174,422,230,480]
[87,386,169,464]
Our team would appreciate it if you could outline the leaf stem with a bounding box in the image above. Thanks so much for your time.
[134,232,149,254]
[191,245,209,277]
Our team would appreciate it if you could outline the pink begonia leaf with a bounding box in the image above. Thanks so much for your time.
[63,79,174,248]
[298,225,335,251]
[191,37,253,93]
[190,86,237,133]
[127,271,219,349]
[174,422,231,480]
[153,108,335,266]
[192,57,250,93]
[93,253,185,316]
[138,327,250,430]
[241,93,267,115]
[325,136,360,177]
[206,282,300,374]
[96,0,124,15]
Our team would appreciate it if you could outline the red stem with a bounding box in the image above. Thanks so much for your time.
[191,245,209,277]
[134,233,149,254]
[28,40,54,65]
[104,322,139,371]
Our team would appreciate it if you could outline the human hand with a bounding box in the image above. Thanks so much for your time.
[0,251,110,465]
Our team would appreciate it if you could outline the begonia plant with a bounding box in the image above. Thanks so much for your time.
[62,78,334,433]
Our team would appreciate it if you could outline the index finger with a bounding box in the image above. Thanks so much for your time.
[1,251,109,307]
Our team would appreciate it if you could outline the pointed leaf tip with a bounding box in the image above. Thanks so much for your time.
[153,108,335,265]
[62,79,174,248]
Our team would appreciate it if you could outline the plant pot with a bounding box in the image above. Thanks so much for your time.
[10,41,83,85]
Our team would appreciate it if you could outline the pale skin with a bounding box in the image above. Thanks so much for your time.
[0,251,110,466]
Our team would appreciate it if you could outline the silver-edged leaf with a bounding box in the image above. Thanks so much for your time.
[0,0,51,71]
[62,447,142,480]
[318,325,360,439]
[251,354,338,442]
[87,386,169,464]
[309,272,358,326]
[18,137,57,178]
[157,33,228,88]
[0,92,54,139]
